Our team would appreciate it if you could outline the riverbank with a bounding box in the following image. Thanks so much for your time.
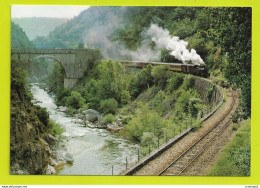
[30,83,138,175]
[10,67,58,175]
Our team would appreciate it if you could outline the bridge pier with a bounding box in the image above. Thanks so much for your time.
[64,78,79,89]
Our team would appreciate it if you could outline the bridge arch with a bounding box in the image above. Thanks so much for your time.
[11,48,96,88]
[32,55,68,78]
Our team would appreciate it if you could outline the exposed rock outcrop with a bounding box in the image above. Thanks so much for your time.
[193,78,223,106]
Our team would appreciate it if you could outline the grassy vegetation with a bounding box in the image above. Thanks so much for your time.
[103,114,116,124]
[49,120,65,136]
[207,119,251,176]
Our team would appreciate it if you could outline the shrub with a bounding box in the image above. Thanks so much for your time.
[166,73,184,93]
[56,88,71,106]
[175,89,200,114]
[11,62,27,89]
[129,64,154,98]
[126,106,165,142]
[181,76,195,90]
[141,132,156,146]
[121,115,133,124]
[49,120,65,136]
[103,113,116,124]
[120,90,131,104]
[150,90,166,110]
[79,79,102,109]
[232,125,238,131]
[152,65,173,89]
[67,106,77,116]
[100,98,118,114]
[188,97,203,117]
[206,84,215,101]
[66,91,85,109]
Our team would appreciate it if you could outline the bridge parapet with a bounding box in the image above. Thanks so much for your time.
[11,48,95,89]
[11,48,77,54]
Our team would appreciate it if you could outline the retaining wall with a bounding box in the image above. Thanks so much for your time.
[122,77,224,175]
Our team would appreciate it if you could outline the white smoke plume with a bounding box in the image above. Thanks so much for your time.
[83,14,204,65]
[145,24,204,65]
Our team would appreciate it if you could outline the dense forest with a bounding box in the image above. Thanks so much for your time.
[32,6,251,121]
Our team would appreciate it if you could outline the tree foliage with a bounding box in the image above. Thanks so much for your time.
[100,98,118,114]
[128,64,154,98]
[11,22,34,48]
[66,91,85,109]
[126,105,165,141]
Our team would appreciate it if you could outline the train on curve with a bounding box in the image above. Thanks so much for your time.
[118,60,210,78]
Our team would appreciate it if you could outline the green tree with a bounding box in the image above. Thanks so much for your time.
[100,98,118,114]
[211,7,252,118]
[128,64,154,98]
[188,97,203,117]
[166,73,184,93]
[194,9,211,31]
[66,91,85,109]
[126,105,165,141]
[97,60,127,102]
[47,62,65,93]
[152,65,173,89]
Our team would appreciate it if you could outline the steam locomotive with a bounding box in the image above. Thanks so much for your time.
[118,60,210,78]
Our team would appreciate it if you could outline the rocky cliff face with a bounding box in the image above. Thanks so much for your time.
[193,78,223,108]
[10,65,56,175]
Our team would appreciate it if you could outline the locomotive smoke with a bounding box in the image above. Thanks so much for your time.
[145,24,205,65]
[83,16,204,65]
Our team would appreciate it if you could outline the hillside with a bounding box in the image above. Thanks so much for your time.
[35,6,251,121]
[12,17,68,40]
[10,22,58,174]
[11,21,34,48]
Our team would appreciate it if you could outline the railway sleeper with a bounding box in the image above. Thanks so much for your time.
[183,156,192,160]
[176,160,190,165]
[172,164,185,168]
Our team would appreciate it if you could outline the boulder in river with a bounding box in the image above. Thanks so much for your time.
[54,162,65,172]
[64,152,74,164]
[83,109,101,122]
[59,106,68,112]
[95,123,107,129]
[45,164,56,175]
[49,157,57,166]
[107,123,124,132]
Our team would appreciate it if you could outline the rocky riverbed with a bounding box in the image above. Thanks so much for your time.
[30,83,138,175]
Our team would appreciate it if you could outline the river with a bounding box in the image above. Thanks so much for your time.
[30,83,138,175]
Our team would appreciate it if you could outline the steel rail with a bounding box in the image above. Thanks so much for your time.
[158,91,235,176]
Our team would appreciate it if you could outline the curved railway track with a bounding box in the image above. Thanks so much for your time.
[157,90,239,176]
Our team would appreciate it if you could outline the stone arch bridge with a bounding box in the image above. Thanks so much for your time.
[11,48,96,88]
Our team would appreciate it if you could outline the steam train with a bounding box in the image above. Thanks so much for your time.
[118,60,210,78]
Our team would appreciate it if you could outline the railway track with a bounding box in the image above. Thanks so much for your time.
[158,90,239,176]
